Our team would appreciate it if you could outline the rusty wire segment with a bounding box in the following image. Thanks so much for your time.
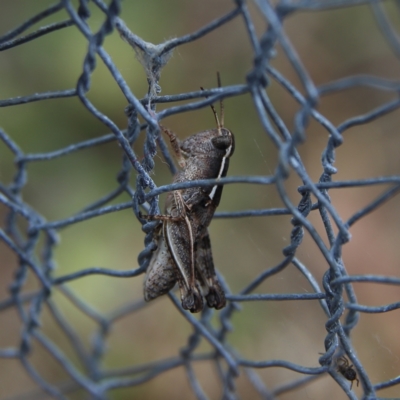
[1,0,400,399]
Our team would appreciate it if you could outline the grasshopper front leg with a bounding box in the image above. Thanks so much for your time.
[140,189,190,223]
[159,124,186,169]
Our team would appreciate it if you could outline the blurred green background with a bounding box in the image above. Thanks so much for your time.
[1,1,400,399]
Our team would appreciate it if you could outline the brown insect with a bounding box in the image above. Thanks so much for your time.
[337,356,359,390]
[143,77,234,313]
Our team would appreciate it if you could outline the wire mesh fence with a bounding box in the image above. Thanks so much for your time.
[1,0,400,399]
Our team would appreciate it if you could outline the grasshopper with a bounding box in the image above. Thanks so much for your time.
[143,85,234,313]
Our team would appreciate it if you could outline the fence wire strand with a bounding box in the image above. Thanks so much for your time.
[1,0,400,399]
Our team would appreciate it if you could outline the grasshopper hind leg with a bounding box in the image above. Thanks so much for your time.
[177,277,204,313]
[195,231,226,310]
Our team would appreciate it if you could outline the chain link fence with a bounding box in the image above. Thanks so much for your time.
[1,0,400,399]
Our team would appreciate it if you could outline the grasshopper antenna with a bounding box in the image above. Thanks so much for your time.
[217,71,224,128]
[200,72,224,135]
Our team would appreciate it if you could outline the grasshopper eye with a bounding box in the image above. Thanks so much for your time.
[211,133,233,150]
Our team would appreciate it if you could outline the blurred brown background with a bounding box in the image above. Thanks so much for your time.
[1,1,400,399]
